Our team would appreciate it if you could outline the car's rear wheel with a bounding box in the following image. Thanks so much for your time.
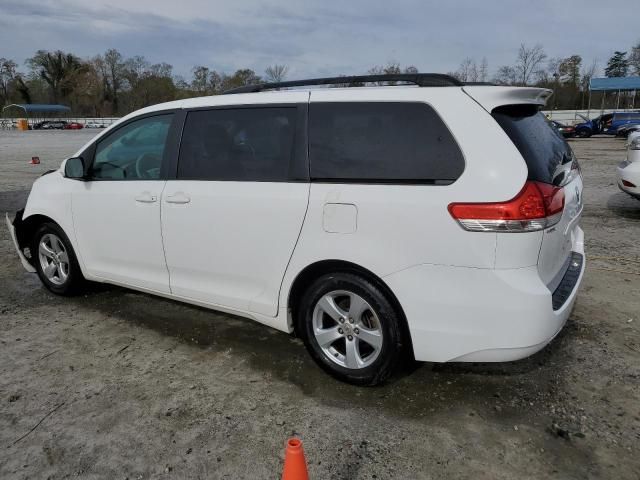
[297,272,407,386]
[32,222,85,295]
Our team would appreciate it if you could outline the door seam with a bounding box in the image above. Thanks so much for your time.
[158,180,173,294]
[272,91,312,317]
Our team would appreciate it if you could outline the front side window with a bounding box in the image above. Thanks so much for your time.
[177,107,297,181]
[309,102,465,183]
[91,114,173,180]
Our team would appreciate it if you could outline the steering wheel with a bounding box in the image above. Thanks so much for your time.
[135,153,161,179]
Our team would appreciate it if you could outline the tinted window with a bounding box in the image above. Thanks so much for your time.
[492,105,574,186]
[614,113,640,121]
[309,102,464,183]
[178,107,297,181]
[92,114,173,180]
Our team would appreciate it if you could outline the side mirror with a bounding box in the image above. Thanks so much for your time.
[64,157,86,179]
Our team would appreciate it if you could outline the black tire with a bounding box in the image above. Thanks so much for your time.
[576,129,591,138]
[31,222,85,295]
[296,272,408,386]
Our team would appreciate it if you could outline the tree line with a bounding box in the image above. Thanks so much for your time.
[1,41,639,117]
[450,41,640,109]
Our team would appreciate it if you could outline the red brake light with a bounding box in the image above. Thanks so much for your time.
[536,181,565,216]
[448,181,565,232]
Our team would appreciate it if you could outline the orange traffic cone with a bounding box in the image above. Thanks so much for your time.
[282,438,309,480]
[29,156,40,165]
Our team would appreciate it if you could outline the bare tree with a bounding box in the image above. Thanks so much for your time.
[0,58,17,105]
[537,57,562,84]
[104,49,124,114]
[631,41,640,76]
[191,65,210,94]
[456,58,475,82]
[581,59,598,89]
[493,65,517,85]
[367,62,415,85]
[265,64,289,83]
[514,43,547,85]
[452,58,487,83]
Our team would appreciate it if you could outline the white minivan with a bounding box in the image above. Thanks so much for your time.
[7,74,585,385]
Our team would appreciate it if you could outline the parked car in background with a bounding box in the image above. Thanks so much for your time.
[85,121,107,128]
[575,112,640,137]
[551,120,576,138]
[64,122,84,130]
[32,121,53,130]
[6,74,585,385]
[617,131,640,199]
[33,120,68,130]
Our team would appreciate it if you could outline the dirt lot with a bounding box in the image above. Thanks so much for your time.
[0,130,639,479]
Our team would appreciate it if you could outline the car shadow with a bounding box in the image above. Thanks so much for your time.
[72,283,577,421]
[607,192,640,219]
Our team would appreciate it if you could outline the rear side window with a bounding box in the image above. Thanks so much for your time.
[178,107,297,181]
[492,105,574,186]
[309,102,464,183]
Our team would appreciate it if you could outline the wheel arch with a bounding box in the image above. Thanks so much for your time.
[287,259,414,357]
[576,126,592,137]
[17,213,75,268]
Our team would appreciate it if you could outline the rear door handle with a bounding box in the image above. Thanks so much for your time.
[135,192,157,203]
[165,192,191,204]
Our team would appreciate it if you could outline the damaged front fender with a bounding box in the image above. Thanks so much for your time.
[5,210,36,273]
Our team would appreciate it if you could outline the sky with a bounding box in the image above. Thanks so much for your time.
[1,0,638,81]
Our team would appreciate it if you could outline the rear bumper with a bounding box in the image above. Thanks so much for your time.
[5,211,36,273]
[384,227,585,363]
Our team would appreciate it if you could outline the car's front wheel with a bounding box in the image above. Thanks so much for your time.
[297,272,408,386]
[577,129,591,138]
[32,222,85,295]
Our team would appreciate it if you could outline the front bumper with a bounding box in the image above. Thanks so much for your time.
[5,212,36,273]
[617,159,640,199]
[384,227,586,363]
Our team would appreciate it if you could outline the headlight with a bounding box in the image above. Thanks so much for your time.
[629,137,640,150]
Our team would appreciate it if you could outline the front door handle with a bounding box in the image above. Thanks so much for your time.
[135,192,157,203]
[165,192,191,204]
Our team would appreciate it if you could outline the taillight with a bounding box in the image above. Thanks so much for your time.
[448,181,565,232]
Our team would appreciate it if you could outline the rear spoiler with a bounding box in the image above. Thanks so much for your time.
[462,86,553,113]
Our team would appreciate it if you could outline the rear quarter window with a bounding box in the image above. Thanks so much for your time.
[309,102,464,183]
[492,105,574,185]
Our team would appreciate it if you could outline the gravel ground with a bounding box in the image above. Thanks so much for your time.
[0,130,639,479]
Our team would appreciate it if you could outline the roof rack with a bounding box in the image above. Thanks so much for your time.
[463,82,497,86]
[222,73,462,95]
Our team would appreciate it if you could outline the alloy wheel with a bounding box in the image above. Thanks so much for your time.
[38,233,70,286]
[312,290,383,369]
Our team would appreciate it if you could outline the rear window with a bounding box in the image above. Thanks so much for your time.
[309,102,464,183]
[492,105,574,185]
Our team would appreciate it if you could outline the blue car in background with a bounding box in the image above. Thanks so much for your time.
[575,111,640,137]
